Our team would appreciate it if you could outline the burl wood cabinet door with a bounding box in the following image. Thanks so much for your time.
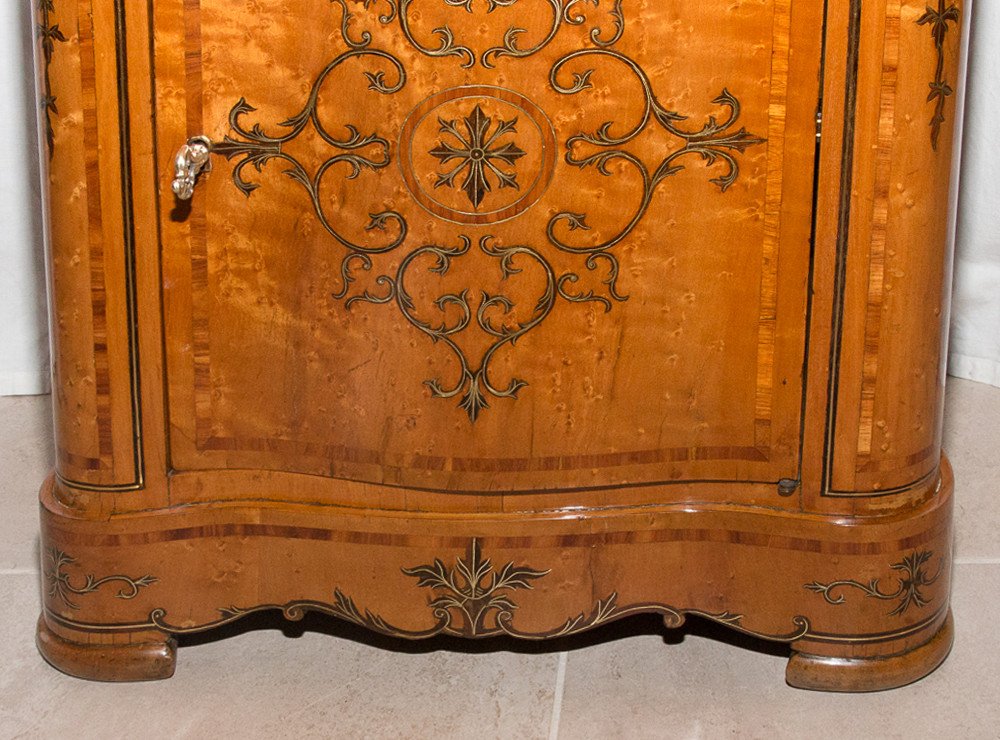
[154,1,824,493]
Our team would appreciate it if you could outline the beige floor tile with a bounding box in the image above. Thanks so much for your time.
[7,564,999,740]
[554,562,1000,740]
[0,396,51,572]
[0,572,558,740]
[943,378,1000,561]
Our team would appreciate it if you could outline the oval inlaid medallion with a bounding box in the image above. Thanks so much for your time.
[398,85,557,225]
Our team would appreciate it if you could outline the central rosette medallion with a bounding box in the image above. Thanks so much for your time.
[399,85,557,225]
[429,104,526,209]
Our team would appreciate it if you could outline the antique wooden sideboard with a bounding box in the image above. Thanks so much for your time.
[35,0,965,690]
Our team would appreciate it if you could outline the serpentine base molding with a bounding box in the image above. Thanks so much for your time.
[38,460,954,690]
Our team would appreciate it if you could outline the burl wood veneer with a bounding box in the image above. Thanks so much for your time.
[35,0,965,691]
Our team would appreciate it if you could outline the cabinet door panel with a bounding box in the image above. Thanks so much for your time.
[155,0,823,492]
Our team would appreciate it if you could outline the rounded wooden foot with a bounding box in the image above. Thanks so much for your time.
[786,610,954,692]
[36,613,177,682]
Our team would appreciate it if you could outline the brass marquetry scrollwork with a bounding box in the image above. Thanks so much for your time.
[136,540,811,643]
[538,48,765,325]
[211,3,763,420]
[319,538,748,640]
[331,234,558,421]
[333,0,625,69]
[805,550,943,617]
[480,0,625,69]
[549,49,766,255]
[45,543,951,646]
[397,236,556,421]
[45,549,157,611]
[151,588,807,642]
[214,49,408,255]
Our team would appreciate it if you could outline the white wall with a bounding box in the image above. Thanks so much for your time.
[0,2,996,395]
[0,2,48,396]
[951,0,1000,387]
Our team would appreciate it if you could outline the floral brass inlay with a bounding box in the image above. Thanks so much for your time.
[180,539,809,643]
[430,104,527,209]
[45,541,950,646]
[805,550,943,617]
[45,549,157,611]
[917,0,961,151]
[38,0,67,156]
[400,538,549,636]
[213,3,764,420]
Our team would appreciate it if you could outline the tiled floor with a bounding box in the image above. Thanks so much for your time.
[1,379,998,739]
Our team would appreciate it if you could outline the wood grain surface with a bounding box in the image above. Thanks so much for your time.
[152,0,820,493]
[35,0,966,689]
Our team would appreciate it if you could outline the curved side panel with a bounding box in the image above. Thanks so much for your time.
[828,0,966,494]
[36,0,143,490]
